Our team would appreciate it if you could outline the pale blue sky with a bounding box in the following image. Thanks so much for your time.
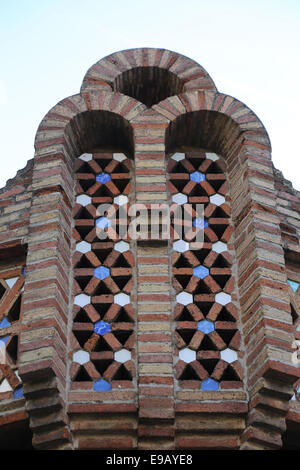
[0,0,299,189]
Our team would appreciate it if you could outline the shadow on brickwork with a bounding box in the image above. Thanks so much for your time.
[0,419,34,450]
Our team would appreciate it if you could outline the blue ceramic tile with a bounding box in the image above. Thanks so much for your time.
[13,387,23,399]
[94,266,110,280]
[94,320,111,336]
[0,335,10,344]
[0,318,11,329]
[190,171,205,183]
[96,173,111,184]
[197,320,214,334]
[288,280,299,293]
[193,218,208,229]
[93,379,111,391]
[201,378,219,391]
[95,217,111,229]
[193,265,209,279]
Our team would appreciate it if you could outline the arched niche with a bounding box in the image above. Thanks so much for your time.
[113,67,183,108]
[65,110,134,159]
[166,110,242,158]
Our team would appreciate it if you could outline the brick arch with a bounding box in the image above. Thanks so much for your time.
[152,90,271,155]
[81,48,217,104]
[34,90,146,160]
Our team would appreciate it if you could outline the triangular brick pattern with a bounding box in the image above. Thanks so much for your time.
[168,151,243,390]
[71,152,135,391]
[0,261,25,400]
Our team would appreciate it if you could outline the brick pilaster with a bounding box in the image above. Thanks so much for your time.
[18,150,74,449]
[132,111,175,449]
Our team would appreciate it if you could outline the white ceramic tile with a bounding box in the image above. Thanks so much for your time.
[114,349,131,363]
[212,241,227,253]
[179,348,196,363]
[210,194,225,206]
[215,292,231,306]
[113,153,127,162]
[114,293,130,306]
[220,348,238,363]
[176,292,193,306]
[74,294,91,307]
[79,153,93,161]
[173,240,189,253]
[76,241,92,254]
[114,241,130,253]
[73,350,90,365]
[76,195,91,207]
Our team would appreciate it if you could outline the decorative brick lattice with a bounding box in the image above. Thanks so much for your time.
[0,260,25,400]
[71,152,135,391]
[286,272,300,401]
[168,151,243,390]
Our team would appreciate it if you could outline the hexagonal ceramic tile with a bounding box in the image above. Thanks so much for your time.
[176,292,193,306]
[93,379,111,391]
[114,293,130,306]
[74,294,91,307]
[114,349,131,363]
[76,241,92,254]
[94,320,111,335]
[172,193,188,205]
[197,320,214,334]
[114,195,128,206]
[13,387,23,399]
[193,218,208,229]
[73,350,90,365]
[171,153,185,161]
[173,240,189,253]
[220,348,238,363]
[215,292,231,306]
[179,348,196,363]
[212,241,227,254]
[94,266,110,280]
[206,153,219,161]
[193,265,209,279]
[96,173,111,184]
[113,153,127,162]
[190,171,205,183]
[79,153,92,161]
[95,217,111,229]
[76,195,92,207]
[114,241,130,253]
[209,194,225,206]
[201,378,219,390]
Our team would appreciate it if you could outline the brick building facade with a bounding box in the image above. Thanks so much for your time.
[0,48,300,450]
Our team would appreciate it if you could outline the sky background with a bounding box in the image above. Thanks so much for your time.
[0,0,299,189]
